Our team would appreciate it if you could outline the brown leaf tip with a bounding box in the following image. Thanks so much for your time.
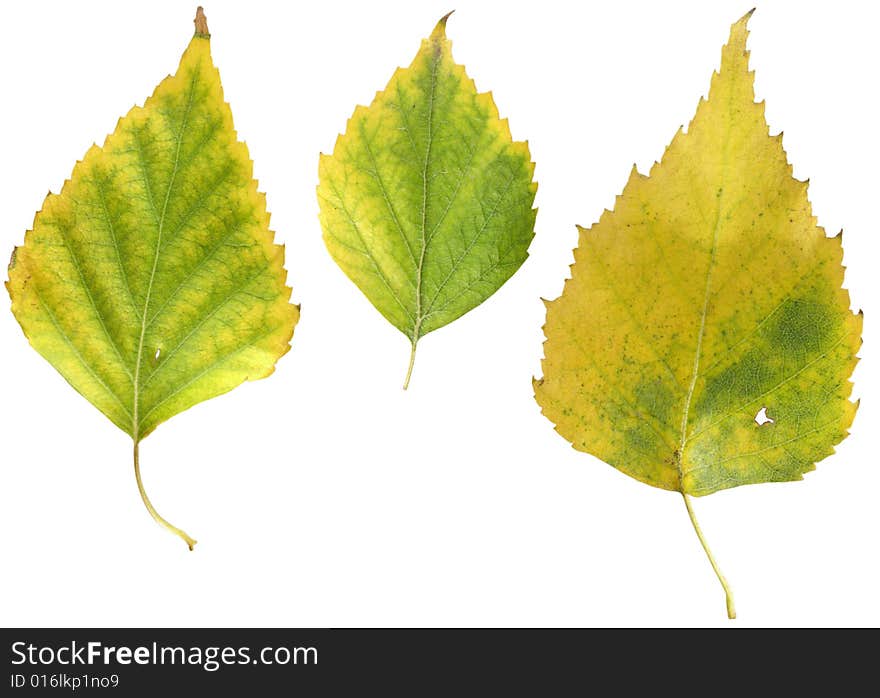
[194,6,210,37]
[431,10,455,40]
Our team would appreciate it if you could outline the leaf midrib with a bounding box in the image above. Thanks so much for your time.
[677,187,724,475]
[411,46,440,343]
[131,70,198,442]
[676,82,734,488]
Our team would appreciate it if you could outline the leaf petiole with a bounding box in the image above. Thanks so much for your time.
[403,340,418,390]
[681,492,735,619]
[133,442,197,551]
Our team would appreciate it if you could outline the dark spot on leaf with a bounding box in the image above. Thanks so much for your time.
[633,376,676,427]
[624,422,656,453]
[696,347,782,423]
[768,296,835,355]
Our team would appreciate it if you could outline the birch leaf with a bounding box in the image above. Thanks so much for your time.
[6,8,299,549]
[534,11,861,617]
[317,13,537,388]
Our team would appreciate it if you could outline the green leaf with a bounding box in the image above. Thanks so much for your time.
[318,13,537,388]
[534,11,861,617]
[6,8,299,549]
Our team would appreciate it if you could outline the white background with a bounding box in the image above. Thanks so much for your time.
[0,0,876,628]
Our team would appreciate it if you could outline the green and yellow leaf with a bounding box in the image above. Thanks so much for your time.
[534,12,861,617]
[6,8,299,548]
[318,13,537,388]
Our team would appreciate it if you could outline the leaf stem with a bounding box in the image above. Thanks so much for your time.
[133,441,197,551]
[403,340,418,390]
[681,492,735,619]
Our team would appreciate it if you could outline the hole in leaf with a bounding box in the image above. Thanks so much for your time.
[754,407,774,426]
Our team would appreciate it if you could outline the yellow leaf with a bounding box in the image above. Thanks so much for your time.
[534,11,861,618]
[7,8,299,548]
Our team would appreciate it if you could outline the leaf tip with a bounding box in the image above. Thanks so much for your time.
[734,7,756,31]
[432,10,455,40]
[725,7,754,58]
[194,6,210,38]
